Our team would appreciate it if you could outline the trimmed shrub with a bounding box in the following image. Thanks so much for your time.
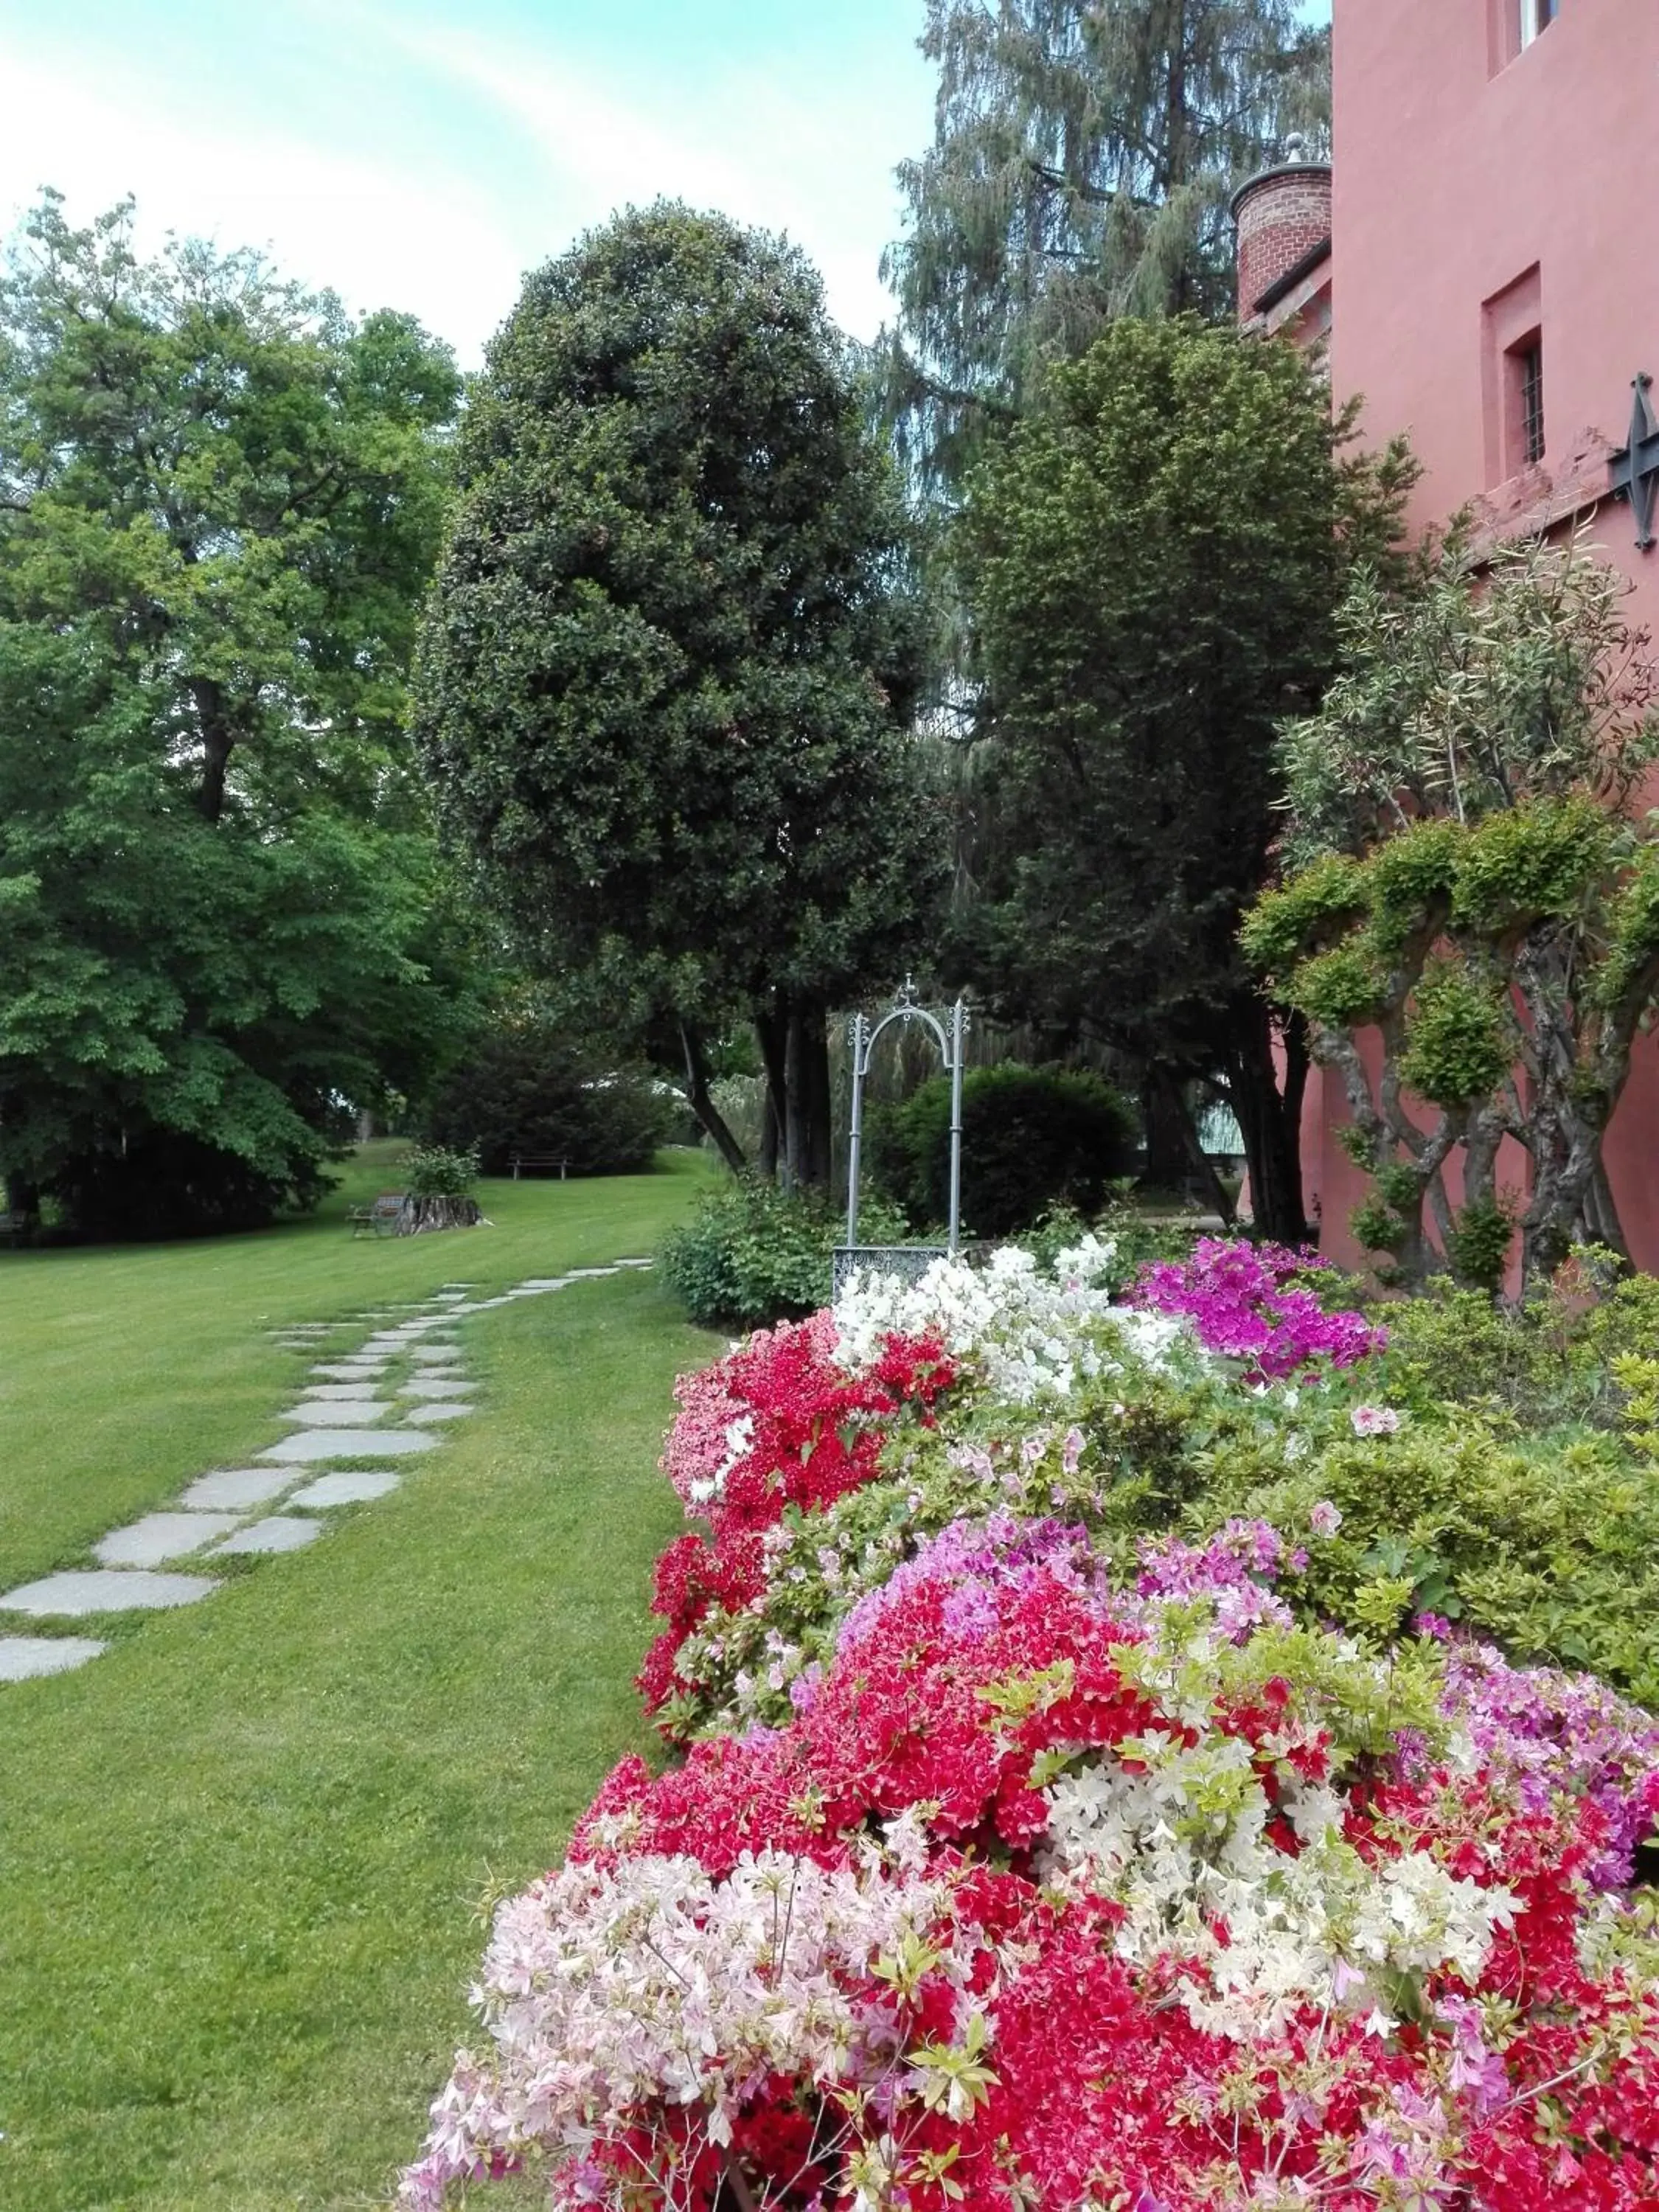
[868,1062,1135,1238]
[423,1026,672,1177]
[660,1177,911,1331]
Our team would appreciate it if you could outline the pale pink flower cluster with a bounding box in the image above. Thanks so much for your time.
[1350,1404,1402,1437]
[400,1843,964,2212]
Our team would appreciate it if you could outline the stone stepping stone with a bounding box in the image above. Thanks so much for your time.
[299,1383,384,1402]
[400,1380,474,1399]
[287,1471,403,1508]
[181,1467,296,1512]
[0,1635,108,1681]
[519,1277,571,1289]
[209,1516,322,1557]
[310,1362,388,1382]
[615,1257,655,1268]
[0,1569,218,1615]
[277,1399,392,1425]
[413,1402,473,1422]
[96,1513,241,1567]
[411,1345,465,1363]
[259,1427,437,1463]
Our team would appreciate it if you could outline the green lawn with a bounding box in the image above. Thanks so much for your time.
[0,1151,720,2209]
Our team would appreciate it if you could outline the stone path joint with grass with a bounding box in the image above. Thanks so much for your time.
[0,1259,655,1683]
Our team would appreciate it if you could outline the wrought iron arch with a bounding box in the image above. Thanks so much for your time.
[844,978,970,1260]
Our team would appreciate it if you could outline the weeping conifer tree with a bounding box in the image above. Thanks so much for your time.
[883,0,1330,486]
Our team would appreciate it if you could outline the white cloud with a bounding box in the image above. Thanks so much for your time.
[0,46,529,360]
[0,10,928,361]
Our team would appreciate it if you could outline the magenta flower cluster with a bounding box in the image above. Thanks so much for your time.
[1133,1237,1386,1381]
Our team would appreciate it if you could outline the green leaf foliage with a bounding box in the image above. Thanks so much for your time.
[867,1062,1135,1237]
[883,0,1331,484]
[422,1023,673,1178]
[414,204,947,1043]
[659,1175,912,1331]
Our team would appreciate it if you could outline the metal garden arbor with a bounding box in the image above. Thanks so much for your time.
[835,979,970,1295]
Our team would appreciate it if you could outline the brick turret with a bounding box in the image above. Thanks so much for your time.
[1230,146,1333,330]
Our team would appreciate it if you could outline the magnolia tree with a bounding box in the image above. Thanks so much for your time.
[1244,535,1659,1290]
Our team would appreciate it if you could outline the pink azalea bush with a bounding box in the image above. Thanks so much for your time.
[403,1237,1659,2212]
[1134,1238,1386,1380]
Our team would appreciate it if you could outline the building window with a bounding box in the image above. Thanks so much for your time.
[1519,0,1559,47]
[1482,267,1544,485]
[1504,333,1546,470]
[1514,339,1545,464]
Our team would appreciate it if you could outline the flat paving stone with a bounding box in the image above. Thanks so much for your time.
[181,1467,296,1512]
[0,1635,108,1680]
[519,1277,571,1289]
[414,1401,473,1422]
[259,1427,438,1462]
[96,1513,241,1567]
[297,1383,384,1402]
[411,1344,465,1361]
[209,1516,323,1556]
[0,1569,218,1615]
[286,1470,403,1507]
[277,1399,393,1425]
[310,1362,389,1381]
[400,1380,475,1399]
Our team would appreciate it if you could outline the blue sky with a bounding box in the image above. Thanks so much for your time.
[0,1,1332,366]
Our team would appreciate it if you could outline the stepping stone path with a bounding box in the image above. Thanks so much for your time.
[0,1256,655,1686]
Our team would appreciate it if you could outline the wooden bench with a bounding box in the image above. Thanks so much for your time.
[509,1153,568,1180]
[347,1192,406,1238]
[0,1208,27,1248]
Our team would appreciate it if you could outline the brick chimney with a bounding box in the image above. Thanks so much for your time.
[1230,141,1333,327]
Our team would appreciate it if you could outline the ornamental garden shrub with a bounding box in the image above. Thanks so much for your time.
[659,1177,913,1331]
[422,1023,672,1178]
[405,1234,1659,2211]
[866,1063,1135,1237]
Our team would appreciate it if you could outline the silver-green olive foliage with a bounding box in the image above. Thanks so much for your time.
[414,206,947,1060]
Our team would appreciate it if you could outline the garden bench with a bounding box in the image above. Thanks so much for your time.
[347,1192,406,1238]
[509,1153,568,1180]
[0,1208,27,1248]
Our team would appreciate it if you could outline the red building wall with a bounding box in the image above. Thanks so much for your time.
[1301,0,1659,1268]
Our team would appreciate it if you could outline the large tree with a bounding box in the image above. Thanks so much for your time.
[0,195,473,1234]
[414,204,948,1189]
[1245,536,1659,1292]
[952,314,1412,1240]
[884,0,1330,485]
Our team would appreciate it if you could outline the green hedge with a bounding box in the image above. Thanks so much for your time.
[868,1062,1135,1238]
[423,1026,673,1177]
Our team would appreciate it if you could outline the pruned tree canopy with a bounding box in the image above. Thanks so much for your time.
[414,204,948,1186]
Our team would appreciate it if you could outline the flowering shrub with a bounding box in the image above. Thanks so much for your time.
[408,1532,1659,2211]
[403,1235,1659,2212]
[639,1312,955,1725]
[1134,1237,1386,1381]
[833,1238,1189,1403]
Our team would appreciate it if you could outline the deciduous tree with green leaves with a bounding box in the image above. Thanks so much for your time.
[1243,535,1659,1290]
[414,204,947,1190]
[884,0,1331,485]
[953,313,1413,1241]
[0,195,473,1235]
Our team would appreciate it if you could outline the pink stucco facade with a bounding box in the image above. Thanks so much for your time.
[1296,0,1659,1268]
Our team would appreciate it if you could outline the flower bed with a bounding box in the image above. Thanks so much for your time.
[404,1240,1659,2211]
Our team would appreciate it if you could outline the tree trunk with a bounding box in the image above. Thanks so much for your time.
[1225,999,1309,1247]
[191,675,238,824]
[754,1004,790,1186]
[1141,1070,1189,1193]
[678,1023,748,1175]
[801,1005,833,1191]
[397,1195,483,1234]
[1152,1063,1236,1228]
